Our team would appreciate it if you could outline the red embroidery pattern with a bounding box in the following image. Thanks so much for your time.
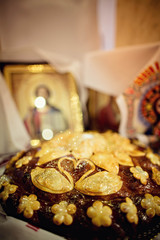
[26,223,39,232]
[124,62,160,137]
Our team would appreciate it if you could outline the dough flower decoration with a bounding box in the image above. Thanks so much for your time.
[6,151,24,169]
[141,194,160,218]
[127,149,146,157]
[114,151,133,167]
[17,194,40,218]
[146,152,160,166]
[37,149,70,165]
[51,201,77,225]
[120,197,138,224]
[36,130,74,158]
[130,166,149,185]
[103,131,135,153]
[90,152,119,174]
[0,182,18,201]
[0,175,10,189]
[152,167,160,185]
[102,131,144,166]
[15,156,32,168]
[74,133,108,158]
[87,200,112,227]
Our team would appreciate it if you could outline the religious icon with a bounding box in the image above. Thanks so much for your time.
[24,84,68,139]
[3,64,83,140]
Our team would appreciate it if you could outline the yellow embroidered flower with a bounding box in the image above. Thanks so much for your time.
[141,194,160,218]
[120,197,138,224]
[15,156,32,168]
[87,201,112,227]
[152,167,160,185]
[130,166,149,185]
[51,201,76,225]
[17,194,40,218]
[0,182,18,201]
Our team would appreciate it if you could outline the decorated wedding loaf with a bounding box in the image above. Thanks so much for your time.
[0,131,160,239]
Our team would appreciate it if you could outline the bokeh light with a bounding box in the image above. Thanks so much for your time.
[34,96,46,109]
[42,128,54,140]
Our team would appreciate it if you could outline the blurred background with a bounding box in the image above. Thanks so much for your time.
[0,0,160,154]
[1,0,160,56]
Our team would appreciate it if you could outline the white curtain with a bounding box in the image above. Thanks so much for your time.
[97,0,117,50]
[0,72,30,155]
[0,0,101,61]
